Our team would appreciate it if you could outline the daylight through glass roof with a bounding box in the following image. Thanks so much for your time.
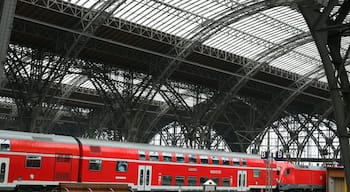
[64,0,350,82]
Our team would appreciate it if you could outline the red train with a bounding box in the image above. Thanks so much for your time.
[0,130,326,191]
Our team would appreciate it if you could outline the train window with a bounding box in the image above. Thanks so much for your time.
[0,139,10,151]
[26,156,41,168]
[162,176,172,186]
[188,177,197,186]
[253,169,261,178]
[116,161,128,172]
[176,153,185,163]
[222,178,230,186]
[242,159,247,166]
[200,155,208,164]
[149,151,159,161]
[212,156,219,165]
[212,177,219,186]
[162,152,172,162]
[200,177,208,186]
[222,157,230,165]
[277,167,281,175]
[188,154,197,164]
[233,158,240,166]
[285,168,290,175]
[89,159,102,171]
[139,151,146,160]
[175,176,185,186]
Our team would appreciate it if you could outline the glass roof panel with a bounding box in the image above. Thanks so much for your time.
[62,0,350,84]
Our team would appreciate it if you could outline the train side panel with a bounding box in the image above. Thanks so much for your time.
[0,132,80,190]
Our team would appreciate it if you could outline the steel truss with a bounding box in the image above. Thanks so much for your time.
[251,113,340,164]
[297,0,350,188]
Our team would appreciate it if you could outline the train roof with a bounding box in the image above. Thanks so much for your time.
[0,129,261,160]
[0,129,77,144]
[79,137,261,160]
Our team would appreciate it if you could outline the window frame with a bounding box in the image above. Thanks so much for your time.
[149,151,159,161]
[162,175,172,186]
[26,155,41,168]
[139,150,146,160]
[211,156,219,165]
[188,154,197,164]
[222,178,230,186]
[89,159,102,171]
[200,176,208,186]
[176,153,185,163]
[233,158,240,166]
[188,176,197,186]
[116,161,128,172]
[175,176,185,186]
[162,152,173,162]
[200,155,209,164]
[222,157,230,165]
[253,169,261,178]
[0,139,10,151]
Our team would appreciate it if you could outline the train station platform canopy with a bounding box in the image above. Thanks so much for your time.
[64,0,350,82]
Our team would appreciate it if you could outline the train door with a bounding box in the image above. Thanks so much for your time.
[237,170,247,191]
[137,165,152,191]
[0,158,9,184]
[54,154,72,181]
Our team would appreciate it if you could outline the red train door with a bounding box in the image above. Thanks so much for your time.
[137,165,152,191]
[54,154,72,181]
[0,158,9,185]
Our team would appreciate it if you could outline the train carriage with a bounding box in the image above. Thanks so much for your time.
[0,130,325,192]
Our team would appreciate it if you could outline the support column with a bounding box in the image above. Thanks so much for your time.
[298,1,350,190]
[0,0,17,87]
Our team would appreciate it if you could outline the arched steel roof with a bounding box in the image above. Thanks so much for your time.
[64,0,350,82]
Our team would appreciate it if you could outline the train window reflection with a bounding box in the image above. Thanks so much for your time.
[162,152,172,162]
[0,144,9,151]
[188,154,197,164]
[222,157,229,165]
[0,139,10,151]
[188,177,197,186]
[116,161,128,172]
[139,151,146,160]
[233,158,240,166]
[176,153,185,163]
[89,159,102,171]
[149,151,159,161]
[200,155,208,164]
[212,177,219,186]
[162,176,172,186]
[26,155,41,168]
[285,168,290,175]
[222,178,230,186]
[212,156,219,165]
[200,177,208,186]
[242,159,247,166]
[253,169,260,178]
[175,176,184,186]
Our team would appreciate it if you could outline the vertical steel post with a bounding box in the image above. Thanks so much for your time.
[0,0,17,87]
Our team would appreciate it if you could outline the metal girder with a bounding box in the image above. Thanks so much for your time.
[16,0,329,91]
[44,0,126,129]
[204,32,316,128]
[295,112,332,160]
[298,0,350,188]
[5,45,72,132]
[12,14,331,102]
[128,1,272,133]
[0,0,17,87]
